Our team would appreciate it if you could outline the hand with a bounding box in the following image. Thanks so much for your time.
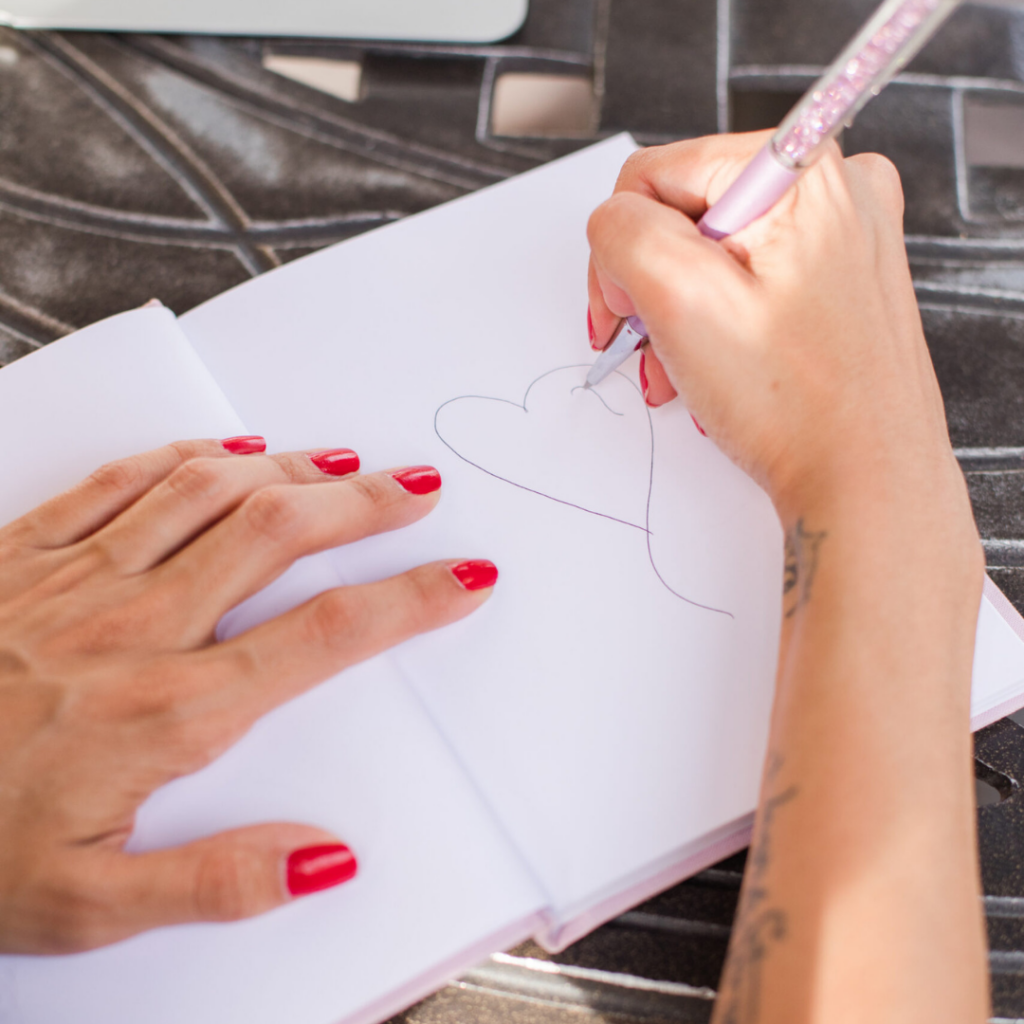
[0,438,496,954]
[586,132,966,526]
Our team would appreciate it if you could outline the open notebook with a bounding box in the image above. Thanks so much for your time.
[2,135,1024,1024]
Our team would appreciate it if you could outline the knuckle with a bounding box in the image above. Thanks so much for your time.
[820,138,844,165]
[347,473,395,514]
[87,457,147,498]
[50,907,107,953]
[164,458,227,503]
[588,192,635,244]
[401,567,439,615]
[850,152,905,213]
[271,452,319,482]
[241,486,306,542]
[304,589,363,652]
[617,148,650,186]
[871,157,905,211]
[31,870,113,953]
[168,439,218,463]
[195,846,271,921]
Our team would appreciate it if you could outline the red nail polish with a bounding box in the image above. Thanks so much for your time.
[222,435,266,455]
[287,843,357,897]
[390,466,442,495]
[691,414,707,437]
[639,353,649,399]
[451,559,499,592]
[310,449,360,476]
[587,307,597,349]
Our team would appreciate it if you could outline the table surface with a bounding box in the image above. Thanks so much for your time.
[4,2,1024,1020]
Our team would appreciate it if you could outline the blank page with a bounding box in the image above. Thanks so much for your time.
[0,306,245,524]
[180,135,784,921]
[0,308,544,1024]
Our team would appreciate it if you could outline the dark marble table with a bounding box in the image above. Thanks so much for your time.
[4,1,1024,1020]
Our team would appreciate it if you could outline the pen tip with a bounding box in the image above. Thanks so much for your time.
[582,381,593,390]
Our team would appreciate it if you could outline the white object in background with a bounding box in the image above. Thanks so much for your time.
[0,0,528,41]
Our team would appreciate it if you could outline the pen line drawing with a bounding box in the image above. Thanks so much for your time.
[570,384,624,415]
[434,365,733,618]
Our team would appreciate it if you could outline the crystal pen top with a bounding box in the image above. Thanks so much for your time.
[772,0,959,169]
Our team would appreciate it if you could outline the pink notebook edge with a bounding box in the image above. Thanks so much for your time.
[332,913,547,1024]
[537,814,754,952]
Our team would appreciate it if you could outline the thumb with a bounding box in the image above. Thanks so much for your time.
[106,824,357,938]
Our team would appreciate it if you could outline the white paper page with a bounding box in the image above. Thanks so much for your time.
[0,306,246,523]
[970,585,1024,728]
[179,134,785,918]
[0,311,544,1024]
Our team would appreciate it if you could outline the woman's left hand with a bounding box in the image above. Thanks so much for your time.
[0,437,495,954]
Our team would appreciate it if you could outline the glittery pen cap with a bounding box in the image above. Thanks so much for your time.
[772,0,961,170]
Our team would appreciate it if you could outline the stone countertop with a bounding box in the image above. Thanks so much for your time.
[3,1,1024,1019]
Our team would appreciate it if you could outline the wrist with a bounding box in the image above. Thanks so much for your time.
[774,446,984,622]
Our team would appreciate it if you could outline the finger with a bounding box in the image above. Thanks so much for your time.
[587,260,622,352]
[90,447,361,573]
[590,191,748,337]
[156,469,448,634]
[2,439,254,551]
[640,349,678,407]
[75,825,354,947]
[612,131,774,214]
[196,559,497,724]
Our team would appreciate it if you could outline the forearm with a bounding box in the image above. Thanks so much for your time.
[714,469,989,1024]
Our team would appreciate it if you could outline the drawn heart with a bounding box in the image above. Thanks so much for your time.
[434,364,732,617]
[434,365,652,534]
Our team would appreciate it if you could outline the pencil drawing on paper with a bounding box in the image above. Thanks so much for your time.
[434,365,733,617]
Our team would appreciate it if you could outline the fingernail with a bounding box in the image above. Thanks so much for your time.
[222,435,266,455]
[451,559,499,592]
[287,843,357,897]
[639,353,649,400]
[691,414,707,437]
[390,466,442,495]
[587,307,598,350]
[310,449,360,476]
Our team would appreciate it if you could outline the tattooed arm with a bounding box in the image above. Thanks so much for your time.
[587,133,988,1023]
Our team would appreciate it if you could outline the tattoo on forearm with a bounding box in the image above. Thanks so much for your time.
[716,755,799,1024]
[783,519,827,618]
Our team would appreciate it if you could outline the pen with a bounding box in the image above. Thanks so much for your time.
[585,0,962,390]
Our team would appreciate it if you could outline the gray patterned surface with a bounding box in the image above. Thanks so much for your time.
[5,1,1024,1019]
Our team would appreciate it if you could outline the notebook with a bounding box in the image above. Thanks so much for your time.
[1,134,1023,1024]
[0,0,528,41]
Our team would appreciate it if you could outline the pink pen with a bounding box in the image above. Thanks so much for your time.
[584,0,961,389]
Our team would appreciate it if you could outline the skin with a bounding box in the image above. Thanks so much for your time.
[0,443,491,952]
[587,132,989,1023]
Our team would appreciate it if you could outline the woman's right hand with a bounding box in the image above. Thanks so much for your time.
[0,438,496,954]
[586,133,969,531]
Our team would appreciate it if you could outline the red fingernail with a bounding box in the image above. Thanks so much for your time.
[390,466,442,495]
[310,449,360,476]
[587,307,597,349]
[451,559,499,592]
[639,352,649,400]
[222,435,266,455]
[287,843,357,897]
[691,414,707,437]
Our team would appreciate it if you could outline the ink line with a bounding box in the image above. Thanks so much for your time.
[434,364,733,618]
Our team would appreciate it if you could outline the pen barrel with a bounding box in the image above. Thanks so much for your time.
[697,145,802,241]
